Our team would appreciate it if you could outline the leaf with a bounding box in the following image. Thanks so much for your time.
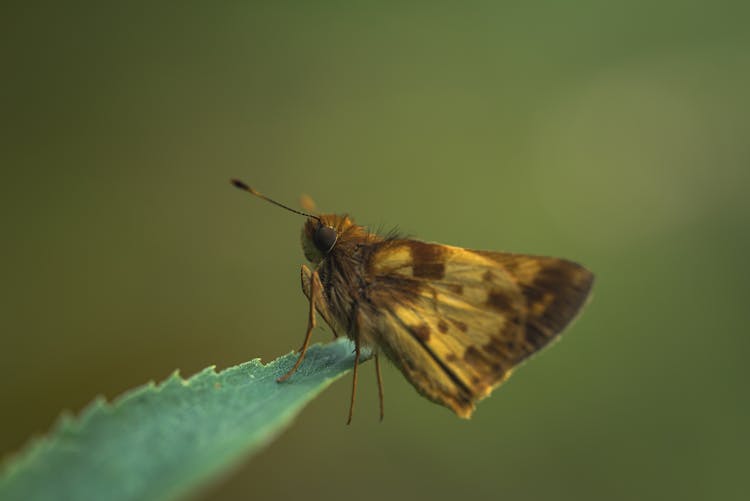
[0,338,360,501]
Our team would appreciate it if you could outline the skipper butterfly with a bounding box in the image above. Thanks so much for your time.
[232,180,593,423]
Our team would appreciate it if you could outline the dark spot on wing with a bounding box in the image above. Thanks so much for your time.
[446,284,464,295]
[483,335,505,357]
[482,270,496,282]
[449,318,468,332]
[521,262,577,309]
[464,346,483,365]
[414,262,445,280]
[525,322,550,350]
[437,319,449,333]
[408,241,446,280]
[410,323,431,342]
[486,290,514,313]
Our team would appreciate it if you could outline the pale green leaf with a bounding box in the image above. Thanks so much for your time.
[0,338,359,501]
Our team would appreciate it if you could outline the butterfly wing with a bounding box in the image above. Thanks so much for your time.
[364,240,594,418]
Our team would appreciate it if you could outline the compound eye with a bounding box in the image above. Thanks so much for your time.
[313,225,337,254]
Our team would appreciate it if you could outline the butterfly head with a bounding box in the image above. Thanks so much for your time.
[302,214,353,264]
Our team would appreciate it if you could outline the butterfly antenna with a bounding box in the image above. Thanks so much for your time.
[231,179,321,222]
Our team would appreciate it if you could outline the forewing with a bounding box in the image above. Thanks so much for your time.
[366,240,593,418]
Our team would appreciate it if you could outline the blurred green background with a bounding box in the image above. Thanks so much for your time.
[2,2,748,500]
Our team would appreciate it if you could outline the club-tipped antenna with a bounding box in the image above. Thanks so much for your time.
[230,179,321,222]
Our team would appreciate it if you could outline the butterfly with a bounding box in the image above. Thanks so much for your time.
[232,179,594,423]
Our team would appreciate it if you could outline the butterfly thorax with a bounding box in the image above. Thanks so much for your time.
[301,214,383,340]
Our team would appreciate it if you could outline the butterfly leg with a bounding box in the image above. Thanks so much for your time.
[347,340,361,425]
[278,268,320,382]
[301,264,339,339]
[375,353,384,422]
